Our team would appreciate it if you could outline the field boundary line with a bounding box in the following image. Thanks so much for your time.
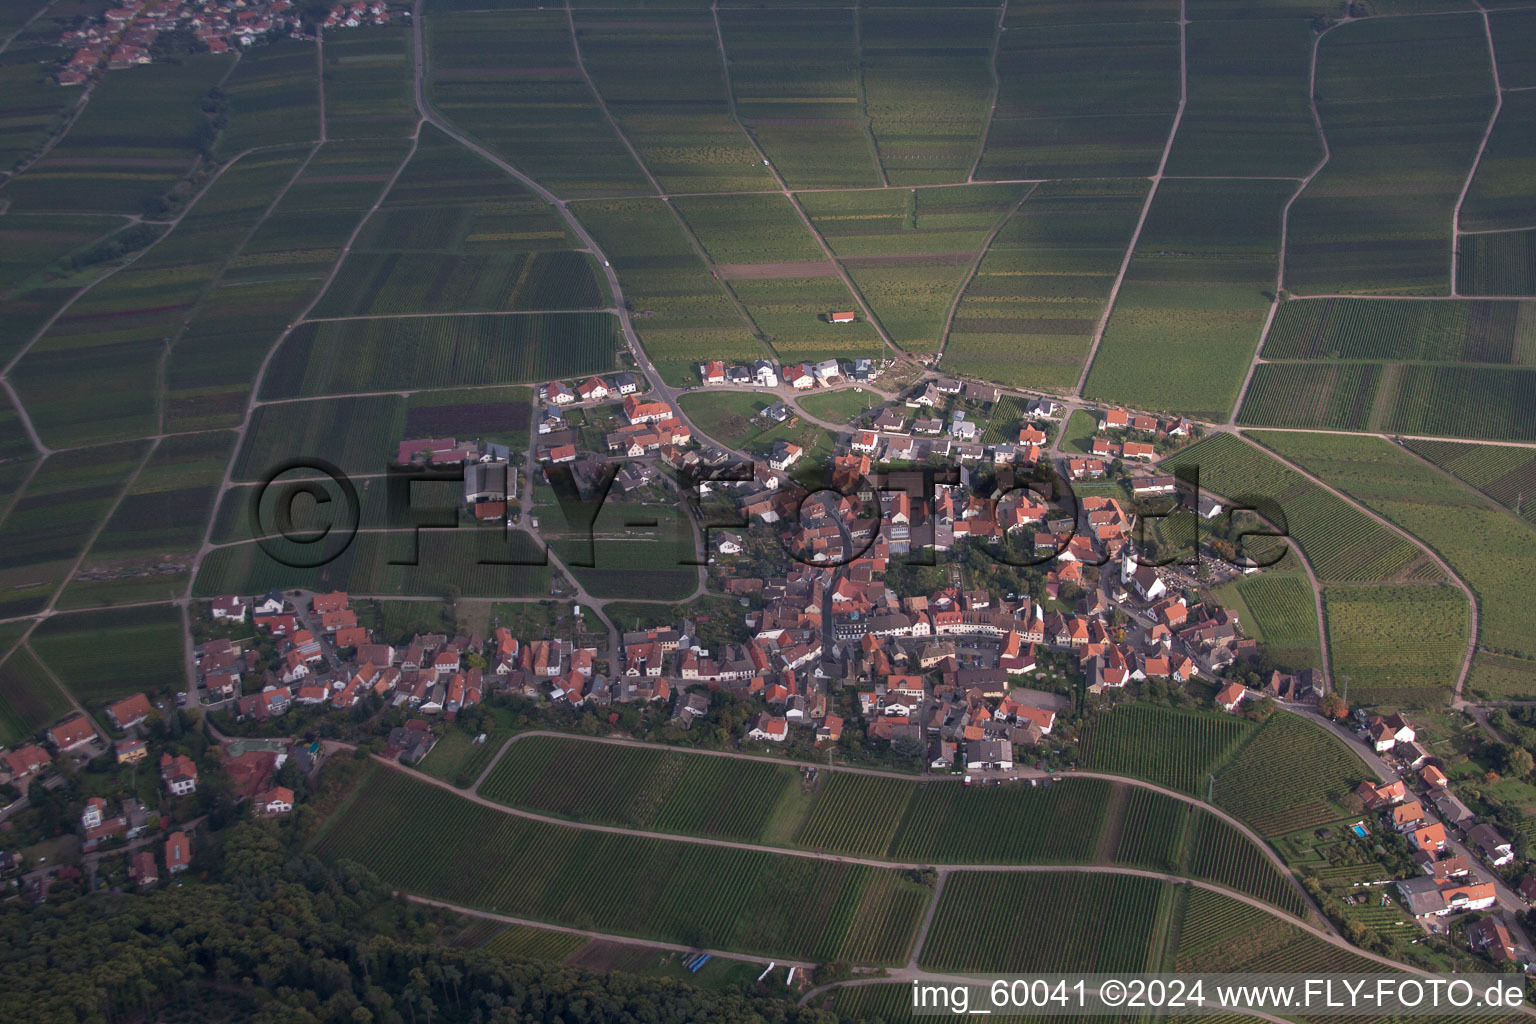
[852,0,889,188]
[401,893,814,969]
[1237,429,1478,706]
[966,0,1007,184]
[1228,17,1340,425]
[300,307,617,325]
[1073,0,1187,398]
[934,184,1035,368]
[1459,223,1536,235]
[561,3,663,199]
[1,379,47,458]
[1452,3,1504,297]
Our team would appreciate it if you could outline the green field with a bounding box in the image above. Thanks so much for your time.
[1210,572,1321,671]
[1165,17,1322,177]
[945,180,1148,389]
[57,431,237,610]
[28,604,184,704]
[715,9,882,189]
[800,186,1029,355]
[1322,584,1469,708]
[480,735,802,842]
[426,8,650,196]
[217,39,322,154]
[1285,14,1495,294]
[475,924,586,963]
[981,0,1179,179]
[311,767,927,964]
[797,388,881,425]
[1260,298,1536,363]
[1161,433,1438,584]
[574,198,766,383]
[1253,429,1536,702]
[919,871,1174,974]
[1402,439,1536,527]
[0,644,73,747]
[1079,704,1256,795]
[1240,362,1536,441]
[1174,886,1383,975]
[1084,179,1292,419]
[0,441,151,619]
[3,56,235,213]
[260,314,618,398]
[323,27,417,140]
[1212,712,1368,838]
[1459,89,1536,236]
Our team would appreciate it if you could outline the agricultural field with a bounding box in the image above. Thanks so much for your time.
[1165,17,1322,177]
[1285,14,1495,294]
[0,440,151,619]
[714,10,882,189]
[479,735,801,843]
[1185,809,1309,919]
[1253,429,1536,701]
[475,925,586,964]
[425,8,651,196]
[0,645,73,747]
[1459,90,1536,237]
[260,313,618,398]
[322,27,417,140]
[1243,362,1536,441]
[1210,572,1321,671]
[1,55,234,214]
[1213,712,1368,837]
[1459,229,1536,298]
[860,8,997,184]
[216,39,322,154]
[728,277,884,366]
[11,147,311,448]
[790,773,1112,864]
[945,179,1148,389]
[1160,433,1440,584]
[58,431,237,610]
[1084,179,1292,419]
[310,767,928,964]
[1173,887,1381,975]
[418,727,512,789]
[671,194,825,266]
[1078,704,1256,795]
[1488,8,1536,89]
[572,198,767,383]
[980,0,1180,179]
[919,871,1173,974]
[1322,584,1469,707]
[28,604,184,704]
[1113,788,1192,873]
[799,185,1029,355]
[233,394,404,480]
[572,11,775,195]
[0,30,76,173]
[192,530,550,601]
[1260,298,1536,362]
[1402,439,1536,526]
[311,251,604,318]
[405,387,532,449]
[0,213,128,295]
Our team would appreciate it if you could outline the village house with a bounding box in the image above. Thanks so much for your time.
[106,693,153,731]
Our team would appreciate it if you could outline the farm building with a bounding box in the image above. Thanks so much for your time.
[829,311,856,324]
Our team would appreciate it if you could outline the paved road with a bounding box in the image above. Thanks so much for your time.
[402,893,815,971]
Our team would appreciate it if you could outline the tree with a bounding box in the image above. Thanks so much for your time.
[1500,744,1534,780]
[1318,692,1348,720]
